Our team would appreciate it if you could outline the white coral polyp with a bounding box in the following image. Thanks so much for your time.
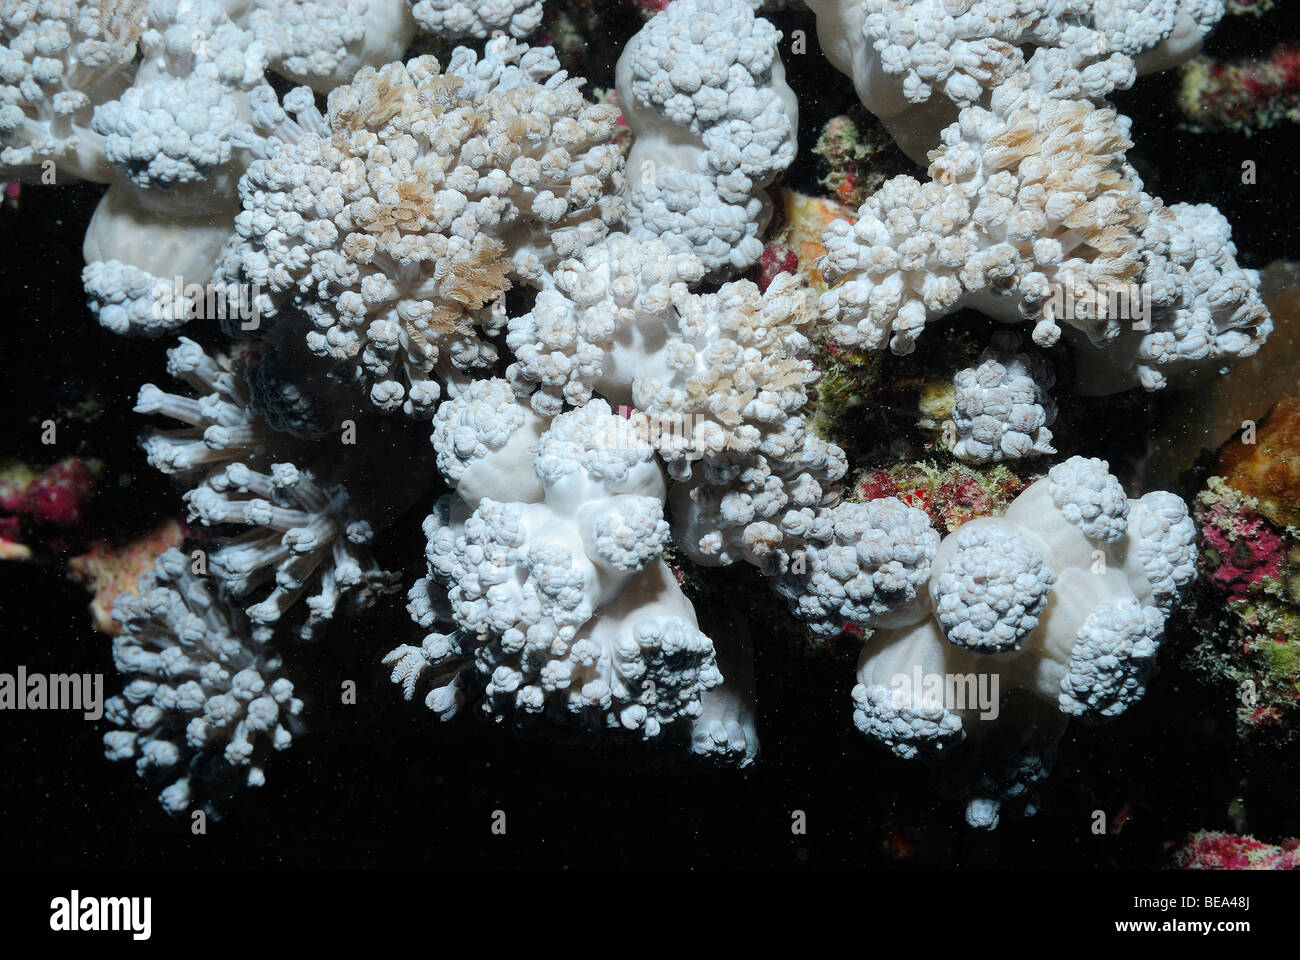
[94,67,245,188]
[507,233,706,417]
[81,185,244,337]
[649,287,845,564]
[104,549,303,814]
[91,0,268,202]
[631,273,820,471]
[1073,201,1272,393]
[134,338,403,639]
[135,337,269,476]
[668,419,847,569]
[1047,455,1129,542]
[617,0,797,276]
[185,461,399,639]
[950,332,1057,463]
[431,378,526,483]
[1127,491,1197,610]
[624,168,770,278]
[429,377,548,507]
[819,85,1149,356]
[592,498,671,571]
[690,620,760,767]
[805,0,1220,161]
[77,0,278,336]
[852,652,966,760]
[408,0,543,38]
[817,78,1271,393]
[249,0,414,92]
[532,398,666,504]
[777,497,940,636]
[506,233,846,571]
[228,39,625,417]
[393,400,723,741]
[1058,598,1163,718]
[932,525,1055,652]
[0,0,143,182]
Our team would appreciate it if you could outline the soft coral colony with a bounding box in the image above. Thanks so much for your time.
[0,0,1271,827]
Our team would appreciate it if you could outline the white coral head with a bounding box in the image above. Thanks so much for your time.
[932,524,1056,652]
[1048,456,1129,541]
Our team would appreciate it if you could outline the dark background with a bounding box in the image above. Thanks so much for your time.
[1,2,1297,869]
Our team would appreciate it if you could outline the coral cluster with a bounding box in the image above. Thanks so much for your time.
[0,0,143,182]
[805,0,1223,161]
[506,232,847,576]
[805,0,1270,400]
[103,548,304,813]
[249,0,414,93]
[408,0,543,39]
[949,332,1056,464]
[851,457,1197,827]
[0,0,1273,836]
[818,85,1271,394]
[225,39,626,416]
[136,338,402,640]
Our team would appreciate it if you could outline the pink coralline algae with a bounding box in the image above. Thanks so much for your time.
[1171,830,1300,870]
[1185,465,1300,743]
[1198,497,1288,599]
[853,463,1030,534]
[755,241,799,294]
[13,460,94,528]
[1179,44,1300,134]
[0,458,98,557]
